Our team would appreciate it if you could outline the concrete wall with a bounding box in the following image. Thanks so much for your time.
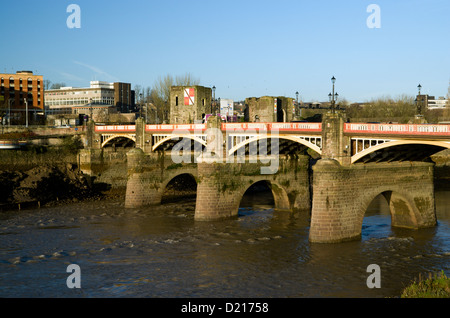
[309,159,436,243]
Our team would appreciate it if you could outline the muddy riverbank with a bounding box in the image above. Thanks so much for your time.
[0,164,107,211]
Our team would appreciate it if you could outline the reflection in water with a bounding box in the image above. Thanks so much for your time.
[0,190,449,298]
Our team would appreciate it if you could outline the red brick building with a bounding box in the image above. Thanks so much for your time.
[0,71,44,125]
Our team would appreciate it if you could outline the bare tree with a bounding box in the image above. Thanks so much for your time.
[149,73,200,123]
[175,72,200,86]
[133,84,142,104]
[43,79,52,90]
[447,80,450,107]
[50,82,67,89]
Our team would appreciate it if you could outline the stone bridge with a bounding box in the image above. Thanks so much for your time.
[81,113,450,243]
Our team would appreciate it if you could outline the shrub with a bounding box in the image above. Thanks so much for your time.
[401,271,450,298]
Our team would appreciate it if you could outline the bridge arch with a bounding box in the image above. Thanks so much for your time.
[228,135,322,157]
[152,134,207,152]
[160,172,198,204]
[351,140,450,163]
[238,180,290,212]
[101,134,136,148]
[358,187,429,232]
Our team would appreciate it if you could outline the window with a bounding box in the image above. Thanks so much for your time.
[176,96,178,106]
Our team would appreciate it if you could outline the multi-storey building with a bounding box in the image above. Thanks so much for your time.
[416,94,449,112]
[0,71,45,125]
[44,81,133,116]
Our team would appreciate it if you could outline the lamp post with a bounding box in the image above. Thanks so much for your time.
[8,98,12,127]
[296,91,299,118]
[329,76,338,113]
[417,84,422,115]
[139,93,142,118]
[89,98,93,121]
[212,86,216,114]
[24,98,28,127]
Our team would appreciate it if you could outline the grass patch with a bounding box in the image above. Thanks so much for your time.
[401,271,450,298]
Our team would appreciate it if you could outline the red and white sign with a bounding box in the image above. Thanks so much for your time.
[184,88,195,106]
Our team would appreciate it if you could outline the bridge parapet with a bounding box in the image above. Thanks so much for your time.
[344,122,450,137]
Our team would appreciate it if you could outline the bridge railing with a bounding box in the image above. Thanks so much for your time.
[344,123,450,136]
[146,124,207,132]
[123,122,324,133]
[222,122,322,132]
[95,125,136,132]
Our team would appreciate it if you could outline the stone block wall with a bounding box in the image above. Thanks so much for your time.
[195,155,311,221]
[244,96,294,123]
[169,85,212,124]
[125,148,198,208]
[309,159,436,243]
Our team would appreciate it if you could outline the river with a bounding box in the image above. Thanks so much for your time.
[0,187,449,298]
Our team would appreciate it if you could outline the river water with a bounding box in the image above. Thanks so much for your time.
[0,188,449,298]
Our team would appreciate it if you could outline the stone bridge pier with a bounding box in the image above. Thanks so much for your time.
[309,159,436,243]
[124,120,311,219]
[122,111,440,243]
[124,150,311,219]
[194,156,311,221]
[309,112,437,243]
[124,149,198,208]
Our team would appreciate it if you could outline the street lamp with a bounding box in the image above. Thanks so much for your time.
[139,93,142,118]
[89,98,93,121]
[329,76,337,113]
[8,98,13,126]
[212,86,216,114]
[24,98,28,127]
[296,91,300,117]
[417,84,423,115]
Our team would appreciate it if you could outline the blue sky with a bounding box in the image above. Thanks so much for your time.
[1,0,449,103]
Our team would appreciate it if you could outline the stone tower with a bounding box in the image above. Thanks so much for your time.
[169,85,212,124]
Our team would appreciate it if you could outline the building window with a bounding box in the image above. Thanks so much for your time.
[176,96,178,106]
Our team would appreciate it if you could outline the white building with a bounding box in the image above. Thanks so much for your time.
[427,96,448,110]
[220,98,234,116]
[44,81,132,115]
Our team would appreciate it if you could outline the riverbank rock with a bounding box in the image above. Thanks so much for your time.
[0,164,98,206]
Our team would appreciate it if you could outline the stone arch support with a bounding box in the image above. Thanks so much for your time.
[125,148,198,208]
[195,155,311,221]
[309,159,436,243]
